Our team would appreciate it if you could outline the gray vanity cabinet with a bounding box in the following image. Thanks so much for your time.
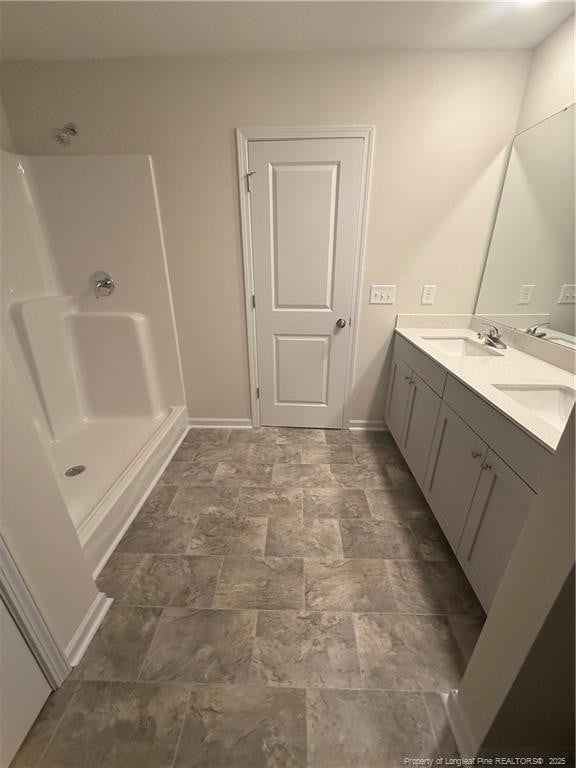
[386,356,413,445]
[402,373,441,486]
[423,402,486,550]
[457,449,535,609]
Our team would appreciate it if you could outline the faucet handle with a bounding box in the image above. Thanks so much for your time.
[90,271,115,298]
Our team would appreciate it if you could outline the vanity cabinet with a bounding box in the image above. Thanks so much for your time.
[387,331,548,611]
[457,449,535,608]
[423,403,486,550]
[386,357,441,486]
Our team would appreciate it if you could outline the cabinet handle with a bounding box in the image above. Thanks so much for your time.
[471,451,482,459]
[482,462,493,471]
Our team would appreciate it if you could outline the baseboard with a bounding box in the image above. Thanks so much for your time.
[65,591,112,667]
[188,417,253,429]
[347,419,388,431]
[446,689,479,759]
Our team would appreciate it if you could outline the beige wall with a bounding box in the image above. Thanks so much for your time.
[518,14,575,131]
[1,52,529,423]
[0,97,14,150]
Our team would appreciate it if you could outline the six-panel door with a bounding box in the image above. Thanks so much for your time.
[424,402,486,550]
[457,449,536,610]
[248,138,365,428]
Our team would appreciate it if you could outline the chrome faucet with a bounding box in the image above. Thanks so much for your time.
[525,322,550,338]
[90,271,115,298]
[477,325,507,349]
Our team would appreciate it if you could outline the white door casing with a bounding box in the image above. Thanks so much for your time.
[238,128,373,429]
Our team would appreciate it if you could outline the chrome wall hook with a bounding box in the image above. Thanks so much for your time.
[53,122,78,146]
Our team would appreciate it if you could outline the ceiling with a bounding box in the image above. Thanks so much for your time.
[1,1,573,60]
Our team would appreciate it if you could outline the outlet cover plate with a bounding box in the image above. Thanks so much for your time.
[421,285,437,305]
[517,284,535,305]
[370,285,396,305]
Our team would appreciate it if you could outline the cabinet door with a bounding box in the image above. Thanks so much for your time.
[457,449,536,610]
[386,355,412,445]
[402,373,441,487]
[424,403,486,551]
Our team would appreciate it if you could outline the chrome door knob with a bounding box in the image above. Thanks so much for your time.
[336,318,347,328]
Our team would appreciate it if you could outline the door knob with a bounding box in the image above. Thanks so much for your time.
[336,318,347,328]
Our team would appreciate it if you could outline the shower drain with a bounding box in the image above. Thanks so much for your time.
[65,465,86,477]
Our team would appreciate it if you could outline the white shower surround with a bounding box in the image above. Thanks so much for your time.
[3,152,188,575]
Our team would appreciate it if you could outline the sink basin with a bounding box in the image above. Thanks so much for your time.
[493,384,575,431]
[422,336,503,357]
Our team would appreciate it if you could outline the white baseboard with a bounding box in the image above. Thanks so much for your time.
[188,417,253,429]
[65,591,112,667]
[347,419,388,431]
[446,689,479,759]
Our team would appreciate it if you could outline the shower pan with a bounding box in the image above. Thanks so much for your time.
[2,152,188,575]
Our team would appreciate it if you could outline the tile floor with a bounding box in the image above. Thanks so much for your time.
[13,427,485,768]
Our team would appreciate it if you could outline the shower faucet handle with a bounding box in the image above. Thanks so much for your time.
[90,271,115,298]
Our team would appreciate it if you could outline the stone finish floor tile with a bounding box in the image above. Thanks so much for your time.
[167,486,239,520]
[212,461,273,487]
[300,445,354,464]
[266,519,343,558]
[251,610,361,689]
[187,516,267,556]
[339,519,421,559]
[140,608,256,684]
[228,427,278,444]
[96,553,143,599]
[119,555,222,607]
[272,464,334,488]
[160,461,218,485]
[174,685,307,768]
[182,428,231,444]
[72,605,161,682]
[39,681,189,768]
[355,613,465,692]
[10,680,79,768]
[389,560,482,615]
[302,488,371,519]
[33,426,482,767]
[117,514,197,554]
[213,556,305,610]
[448,614,486,662]
[236,488,303,518]
[307,688,436,768]
[277,427,327,444]
[329,463,394,489]
[305,559,397,612]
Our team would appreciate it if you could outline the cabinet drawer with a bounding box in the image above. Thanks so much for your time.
[443,375,551,491]
[394,333,447,397]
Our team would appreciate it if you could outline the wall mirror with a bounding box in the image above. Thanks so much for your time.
[476,104,575,348]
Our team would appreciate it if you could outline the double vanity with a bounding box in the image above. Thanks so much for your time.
[386,316,575,611]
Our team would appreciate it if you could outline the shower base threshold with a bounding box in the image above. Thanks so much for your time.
[56,406,188,576]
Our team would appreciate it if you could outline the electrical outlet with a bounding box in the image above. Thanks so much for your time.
[370,285,396,305]
[517,284,535,305]
[421,285,436,305]
[558,284,576,304]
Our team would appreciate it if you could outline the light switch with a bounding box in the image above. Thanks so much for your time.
[558,284,576,304]
[517,284,535,305]
[370,285,396,304]
[421,285,436,305]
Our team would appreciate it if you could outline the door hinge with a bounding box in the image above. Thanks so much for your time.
[252,294,256,309]
[256,387,260,399]
[246,171,256,193]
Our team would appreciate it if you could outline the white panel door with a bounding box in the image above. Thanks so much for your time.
[248,138,365,428]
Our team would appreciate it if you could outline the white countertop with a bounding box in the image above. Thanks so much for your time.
[395,326,576,452]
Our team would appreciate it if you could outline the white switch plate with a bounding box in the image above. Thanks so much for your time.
[558,284,576,304]
[517,284,535,305]
[370,285,396,305]
[421,285,436,305]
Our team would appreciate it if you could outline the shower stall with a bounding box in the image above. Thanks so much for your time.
[2,151,188,575]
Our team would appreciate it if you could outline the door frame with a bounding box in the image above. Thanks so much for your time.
[236,125,374,428]
[0,534,70,689]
